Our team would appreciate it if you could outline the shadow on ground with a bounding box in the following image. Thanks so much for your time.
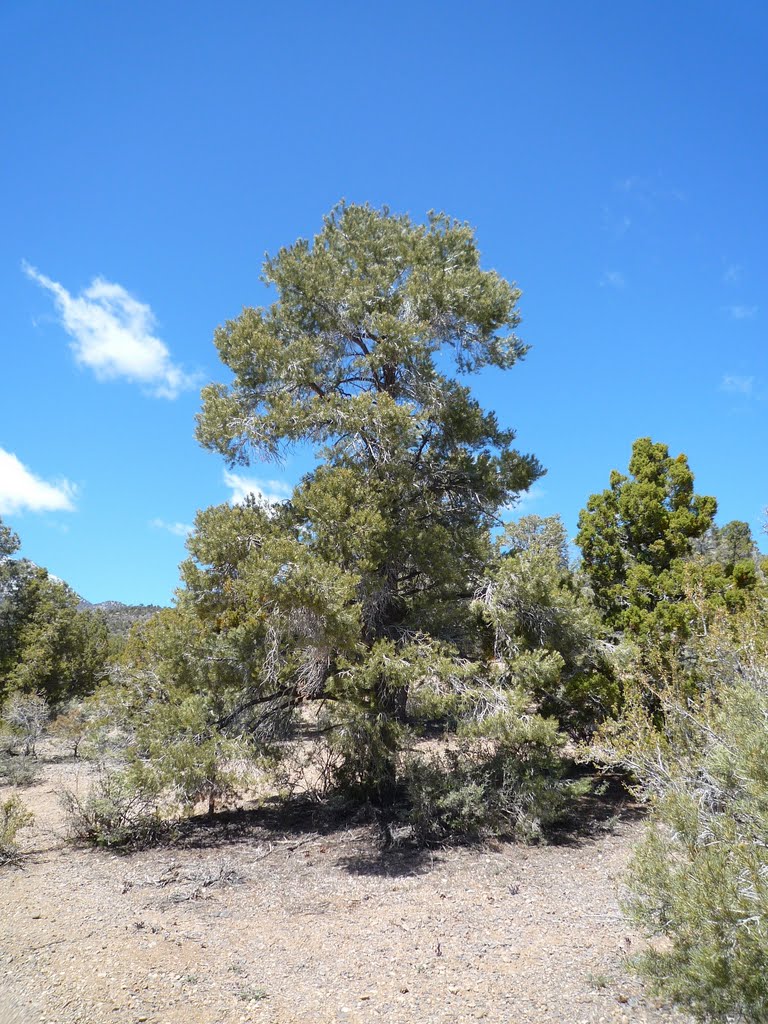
[159,768,643,872]
[172,792,366,846]
[167,794,438,876]
[548,769,645,847]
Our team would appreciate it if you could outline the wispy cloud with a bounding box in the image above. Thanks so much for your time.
[515,484,546,512]
[617,175,643,194]
[723,263,742,285]
[150,518,193,537]
[23,263,196,399]
[721,375,755,395]
[501,484,546,518]
[603,174,684,240]
[602,209,632,237]
[725,304,758,321]
[600,270,626,289]
[615,175,685,204]
[224,470,293,506]
[0,447,77,515]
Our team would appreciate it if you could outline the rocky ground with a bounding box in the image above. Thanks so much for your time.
[0,748,690,1024]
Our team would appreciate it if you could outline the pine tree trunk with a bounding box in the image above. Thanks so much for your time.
[371,675,408,808]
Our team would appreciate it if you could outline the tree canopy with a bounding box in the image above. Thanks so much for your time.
[179,203,545,800]
[576,438,717,636]
[0,515,112,706]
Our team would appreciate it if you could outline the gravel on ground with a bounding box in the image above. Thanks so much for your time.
[1,749,691,1024]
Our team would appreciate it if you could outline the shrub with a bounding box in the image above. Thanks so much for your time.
[1,691,50,755]
[125,689,258,817]
[50,700,92,759]
[626,812,768,1022]
[60,766,166,849]
[593,607,768,1022]
[59,675,262,846]
[325,705,409,805]
[81,668,263,815]
[0,751,41,787]
[0,795,33,864]
[405,708,587,844]
[406,682,465,731]
[403,753,489,842]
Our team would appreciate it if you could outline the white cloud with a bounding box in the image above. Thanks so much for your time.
[0,447,77,515]
[514,483,546,512]
[721,375,755,395]
[501,484,546,519]
[725,304,758,320]
[600,270,626,289]
[723,263,742,284]
[151,518,193,537]
[224,470,293,506]
[23,263,195,399]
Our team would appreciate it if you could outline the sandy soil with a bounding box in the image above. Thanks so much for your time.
[0,748,691,1024]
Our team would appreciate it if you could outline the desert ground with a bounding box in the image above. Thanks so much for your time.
[1,747,691,1024]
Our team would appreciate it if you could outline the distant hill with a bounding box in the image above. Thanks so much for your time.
[79,599,165,639]
[4,558,165,643]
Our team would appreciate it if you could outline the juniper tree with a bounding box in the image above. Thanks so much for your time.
[190,202,542,802]
[0,518,19,560]
[0,516,111,705]
[576,438,717,637]
[693,520,762,595]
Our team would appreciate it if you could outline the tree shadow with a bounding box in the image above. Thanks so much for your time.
[169,792,375,852]
[148,790,439,877]
[86,768,643,866]
[335,843,440,878]
[336,771,644,870]
[546,769,646,847]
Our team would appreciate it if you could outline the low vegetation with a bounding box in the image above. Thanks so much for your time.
[593,608,768,1022]
[0,794,33,864]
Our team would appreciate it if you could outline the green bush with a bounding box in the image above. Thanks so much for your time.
[60,766,166,849]
[58,671,263,847]
[403,753,490,842]
[0,795,33,864]
[594,608,768,1022]
[82,671,261,816]
[324,704,409,805]
[627,813,768,1022]
[405,710,587,844]
[0,751,41,787]
[406,683,465,731]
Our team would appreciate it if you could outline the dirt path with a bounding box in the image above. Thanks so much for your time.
[1,753,690,1024]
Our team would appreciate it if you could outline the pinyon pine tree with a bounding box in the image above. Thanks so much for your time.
[185,202,543,803]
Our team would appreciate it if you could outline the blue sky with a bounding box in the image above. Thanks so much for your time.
[1,2,766,605]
